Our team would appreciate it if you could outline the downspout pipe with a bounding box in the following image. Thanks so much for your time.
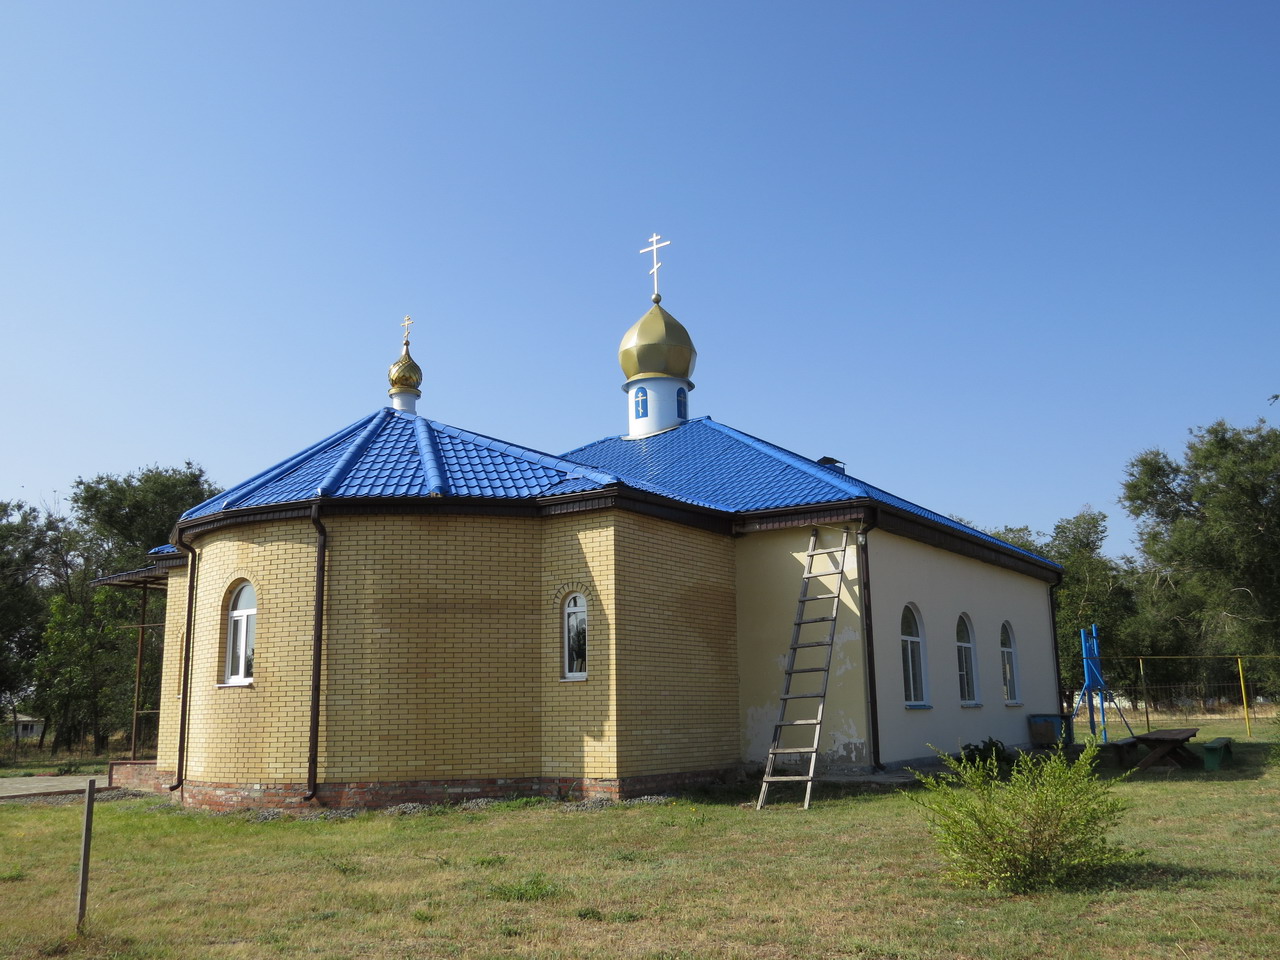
[169,531,198,792]
[303,504,328,801]
[856,515,884,771]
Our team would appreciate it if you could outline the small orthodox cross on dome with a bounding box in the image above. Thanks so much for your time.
[640,233,670,303]
[400,315,413,343]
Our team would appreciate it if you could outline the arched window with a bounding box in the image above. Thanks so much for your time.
[563,593,587,680]
[633,386,649,419]
[1000,622,1019,703]
[225,582,256,684]
[901,605,926,705]
[676,387,688,420]
[956,614,978,704]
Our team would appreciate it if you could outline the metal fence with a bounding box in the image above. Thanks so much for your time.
[1071,655,1280,737]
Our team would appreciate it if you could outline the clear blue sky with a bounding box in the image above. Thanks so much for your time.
[2,2,1276,557]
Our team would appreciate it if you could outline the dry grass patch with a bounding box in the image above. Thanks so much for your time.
[1,746,1277,960]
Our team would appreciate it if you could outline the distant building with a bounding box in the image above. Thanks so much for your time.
[103,279,1061,810]
[12,715,43,740]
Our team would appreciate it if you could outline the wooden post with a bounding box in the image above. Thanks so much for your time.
[77,779,95,933]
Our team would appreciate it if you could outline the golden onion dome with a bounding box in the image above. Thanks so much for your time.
[618,299,697,383]
[388,340,423,395]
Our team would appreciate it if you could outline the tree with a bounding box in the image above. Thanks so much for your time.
[0,501,49,750]
[989,509,1135,691]
[31,463,217,754]
[1121,420,1280,690]
[70,462,216,570]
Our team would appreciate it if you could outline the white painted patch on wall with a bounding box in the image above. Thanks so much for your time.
[829,625,860,677]
[822,718,867,770]
[744,705,776,763]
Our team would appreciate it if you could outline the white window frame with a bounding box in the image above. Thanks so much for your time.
[562,593,587,680]
[900,604,927,706]
[224,582,256,685]
[1000,621,1020,704]
[956,613,979,705]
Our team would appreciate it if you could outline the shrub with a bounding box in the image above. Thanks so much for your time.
[912,739,1138,892]
[959,737,1013,771]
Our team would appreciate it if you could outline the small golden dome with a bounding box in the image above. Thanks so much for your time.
[618,301,697,383]
[388,340,423,396]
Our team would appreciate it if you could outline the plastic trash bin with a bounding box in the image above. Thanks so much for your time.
[1027,714,1065,747]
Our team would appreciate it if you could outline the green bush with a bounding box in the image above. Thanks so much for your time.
[912,739,1138,893]
[960,737,1014,771]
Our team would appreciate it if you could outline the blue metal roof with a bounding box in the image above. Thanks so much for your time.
[564,418,1056,565]
[174,407,1053,569]
[180,409,617,521]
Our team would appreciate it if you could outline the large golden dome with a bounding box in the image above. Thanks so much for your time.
[618,301,697,383]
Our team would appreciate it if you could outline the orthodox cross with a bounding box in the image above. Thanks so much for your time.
[400,315,413,343]
[640,233,670,300]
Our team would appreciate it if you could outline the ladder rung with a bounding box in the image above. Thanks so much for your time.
[796,616,835,625]
[786,666,828,675]
[780,692,824,700]
[799,593,840,601]
[791,640,832,649]
[802,570,842,579]
[769,746,817,755]
[776,719,820,727]
[806,547,845,556]
[762,775,814,782]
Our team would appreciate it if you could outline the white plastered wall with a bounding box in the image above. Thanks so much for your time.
[736,526,871,772]
[735,523,1060,773]
[867,528,1059,766]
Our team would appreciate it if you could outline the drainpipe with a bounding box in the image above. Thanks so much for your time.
[856,516,884,771]
[303,504,328,801]
[169,531,198,791]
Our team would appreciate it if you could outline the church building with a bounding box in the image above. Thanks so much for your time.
[108,253,1062,810]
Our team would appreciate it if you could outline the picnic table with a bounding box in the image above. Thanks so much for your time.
[1131,727,1201,771]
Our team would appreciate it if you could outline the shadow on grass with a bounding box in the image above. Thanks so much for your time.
[1078,859,1244,893]
[1090,739,1277,783]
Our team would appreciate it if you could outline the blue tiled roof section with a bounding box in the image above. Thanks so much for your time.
[147,543,178,556]
[563,418,1057,566]
[180,409,618,520]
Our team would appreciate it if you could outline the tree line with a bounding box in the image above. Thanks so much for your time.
[990,419,1280,700]
[3,418,1279,756]
[0,464,216,755]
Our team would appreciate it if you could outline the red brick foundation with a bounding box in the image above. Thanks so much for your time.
[107,761,171,795]
[161,767,735,812]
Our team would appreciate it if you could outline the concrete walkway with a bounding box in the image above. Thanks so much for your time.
[0,775,110,799]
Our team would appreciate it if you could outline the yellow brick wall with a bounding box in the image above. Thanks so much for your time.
[166,520,318,784]
[155,566,188,774]
[539,513,618,780]
[319,514,542,781]
[155,507,744,789]
[612,513,739,778]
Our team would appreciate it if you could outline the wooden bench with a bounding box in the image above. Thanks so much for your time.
[1201,737,1233,771]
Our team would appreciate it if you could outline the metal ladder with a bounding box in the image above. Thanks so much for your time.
[756,526,850,810]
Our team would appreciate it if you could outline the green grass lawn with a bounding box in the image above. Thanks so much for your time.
[1,735,1278,960]
[0,757,109,779]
